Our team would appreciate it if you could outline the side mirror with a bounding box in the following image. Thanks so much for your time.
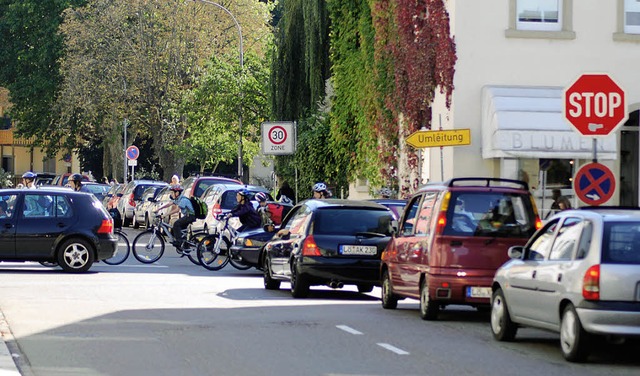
[390,219,399,234]
[507,245,524,259]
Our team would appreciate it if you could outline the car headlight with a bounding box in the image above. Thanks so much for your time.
[235,237,245,246]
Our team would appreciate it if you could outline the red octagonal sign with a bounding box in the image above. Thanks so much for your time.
[563,73,628,137]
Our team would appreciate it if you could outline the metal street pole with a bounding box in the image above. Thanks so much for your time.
[192,0,244,181]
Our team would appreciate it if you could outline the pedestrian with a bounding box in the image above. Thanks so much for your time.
[102,177,109,184]
[171,174,180,186]
[557,196,572,211]
[276,181,295,204]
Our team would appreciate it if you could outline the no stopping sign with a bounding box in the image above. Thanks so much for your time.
[262,122,296,155]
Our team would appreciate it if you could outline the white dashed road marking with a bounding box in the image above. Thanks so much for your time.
[336,325,363,335]
[377,343,410,355]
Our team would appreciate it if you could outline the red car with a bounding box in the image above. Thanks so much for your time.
[380,177,541,320]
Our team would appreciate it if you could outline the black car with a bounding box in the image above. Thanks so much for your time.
[261,199,394,298]
[0,188,117,272]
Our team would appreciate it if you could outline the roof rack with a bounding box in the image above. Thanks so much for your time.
[445,177,529,191]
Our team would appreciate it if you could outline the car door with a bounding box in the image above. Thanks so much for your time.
[15,193,75,258]
[0,194,19,258]
[268,205,311,277]
[402,192,438,296]
[504,218,559,321]
[389,195,422,297]
[533,216,585,326]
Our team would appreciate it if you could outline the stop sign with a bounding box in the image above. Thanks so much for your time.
[563,73,628,137]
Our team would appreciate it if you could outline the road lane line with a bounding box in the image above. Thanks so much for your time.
[336,325,363,335]
[377,343,409,355]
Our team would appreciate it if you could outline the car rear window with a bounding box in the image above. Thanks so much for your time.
[444,192,537,238]
[313,208,393,236]
[602,222,640,264]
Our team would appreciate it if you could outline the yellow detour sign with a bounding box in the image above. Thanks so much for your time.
[406,129,471,148]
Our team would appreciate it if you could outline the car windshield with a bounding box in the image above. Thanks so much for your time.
[313,208,392,236]
[444,192,536,238]
[602,222,640,264]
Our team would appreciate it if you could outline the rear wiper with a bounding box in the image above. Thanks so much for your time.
[356,231,386,238]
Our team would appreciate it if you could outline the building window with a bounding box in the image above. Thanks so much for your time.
[624,0,640,34]
[506,0,575,39]
[517,0,562,31]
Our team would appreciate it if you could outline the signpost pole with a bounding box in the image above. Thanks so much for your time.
[439,115,444,181]
[592,138,598,163]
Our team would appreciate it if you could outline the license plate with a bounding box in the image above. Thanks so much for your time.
[340,245,377,255]
[467,286,491,298]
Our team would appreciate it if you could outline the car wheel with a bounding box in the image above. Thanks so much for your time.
[560,304,591,362]
[290,263,309,298]
[357,284,374,293]
[263,256,281,290]
[381,270,399,309]
[57,238,95,273]
[490,288,517,341]
[419,278,439,320]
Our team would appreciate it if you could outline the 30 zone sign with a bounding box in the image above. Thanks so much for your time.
[262,121,296,155]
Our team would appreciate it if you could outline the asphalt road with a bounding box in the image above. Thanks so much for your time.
[0,229,639,375]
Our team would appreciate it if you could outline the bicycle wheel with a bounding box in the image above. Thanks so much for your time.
[181,233,206,266]
[132,229,165,264]
[197,234,231,271]
[103,231,130,265]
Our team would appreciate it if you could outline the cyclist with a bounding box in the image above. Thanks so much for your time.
[312,182,331,199]
[21,171,37,189]
[379,187,392,199]
[224,189,261,233]
[254,192,273,229]
[158,185,195,247]
[68,173,91,192]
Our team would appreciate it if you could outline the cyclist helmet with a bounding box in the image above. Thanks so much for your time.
[379,187,392,198]
[169,184,183,193]
[255,192,268,202]
[313,182,327,192]
[68,173,83,183]
[22,171,36,179]
[237,188,251,197]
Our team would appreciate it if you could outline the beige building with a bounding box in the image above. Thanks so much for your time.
[425,0,640,217]
[0,88,81,185]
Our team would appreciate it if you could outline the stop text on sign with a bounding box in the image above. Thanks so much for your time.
[567,92,622,118]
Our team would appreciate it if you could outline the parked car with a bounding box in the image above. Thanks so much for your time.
[380,177,541,320]
[105,184,126,210]
[82,182,111,202]
[262,199,395,298]
[181,175,242,199]
[133,185,167,229]
[230,201,295,268]
[491,207,640,362]
[34,172,56,186]
[192,184,272,234]
[369,198,407,220]
[116,180,168,227]
[0,188,117,272]
[51,173,92,187]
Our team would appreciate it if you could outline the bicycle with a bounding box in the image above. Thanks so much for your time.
[132,215,206,265]
[102,228,131,265]
[197,214,252,271]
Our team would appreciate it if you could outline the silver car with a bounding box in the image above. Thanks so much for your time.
[490,208,640,362]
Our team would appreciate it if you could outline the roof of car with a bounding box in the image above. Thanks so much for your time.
[0,187,82,194]
[420,177,530,192]
[303,199,390,211]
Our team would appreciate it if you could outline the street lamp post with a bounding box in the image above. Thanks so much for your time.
[193,0,245,181]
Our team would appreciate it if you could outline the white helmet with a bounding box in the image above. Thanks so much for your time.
[313,182,327,192]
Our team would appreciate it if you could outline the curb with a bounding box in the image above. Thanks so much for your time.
[0,310,21,375]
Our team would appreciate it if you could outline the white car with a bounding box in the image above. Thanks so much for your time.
[490,208,640,362]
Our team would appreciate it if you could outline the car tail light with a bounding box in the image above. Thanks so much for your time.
[582,264,600,300]
[535,217,543,230]
[435,192,451,235]
[128,194,135,207]
[97,219,114,234]
[302,235,321,256]
[212,203,222,217]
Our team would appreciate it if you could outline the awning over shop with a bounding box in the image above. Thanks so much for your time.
[481,86,617,160]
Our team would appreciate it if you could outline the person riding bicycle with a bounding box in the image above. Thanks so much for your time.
[222,189,261,233]
[68,173,91,192]
[158,185,195,247]
[21,171,37,189]
[312,182,331,199]
[254,192,274,230]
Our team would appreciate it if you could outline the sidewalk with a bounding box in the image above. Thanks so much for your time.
[0,310,20,375]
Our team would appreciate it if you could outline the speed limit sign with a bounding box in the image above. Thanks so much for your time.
[262,121,296,155]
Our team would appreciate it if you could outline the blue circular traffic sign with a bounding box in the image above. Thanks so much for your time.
[574,162,615,206]
[126,146,140,160]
